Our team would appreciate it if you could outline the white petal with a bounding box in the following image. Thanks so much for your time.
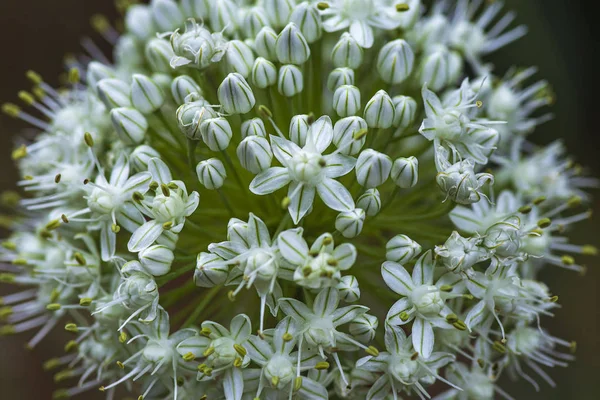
[184,192,200,216]
[422,84,444,118]
[323,153,356,178]
[316,177,355,212]
[306,115,333,153]
[349,20,374,48]
[287,182,316,224]
[247,213,271,247]
[366,374,391,400]
[384,323,408,354]
[465,300,487,331]
[381,261,414,296]
[333,243,357,270]
[322,15,351,32]
[100,223,116,262]
[246,335,274,365]
[412,318,435,359]
[223,368,244,400]
[122,172,152,195]
[278,298,313,322]
[270,134,301,165]
[331,305,368,326]
[116,203,145,232]
[148,157,172,184]
[386,298,413,326]
[299,377,329,400]
[128,220,163,252]
[109,154,130,187]
[277,230,309,265]
[412,250,435,285]
[313,287,340,317]
[230,314,252,342]
[249,167,291,195]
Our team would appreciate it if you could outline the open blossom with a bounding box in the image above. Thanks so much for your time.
[0,1,594,399]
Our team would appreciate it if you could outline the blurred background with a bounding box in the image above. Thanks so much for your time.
[0,0,598,398]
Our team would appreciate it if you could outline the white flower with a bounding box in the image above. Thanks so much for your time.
[250,116,356,223]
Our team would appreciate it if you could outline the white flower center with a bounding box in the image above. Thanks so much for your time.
[152,192,187,223]
[209,337,237,367]
[389,355,419,383]
[290,151,326,185]
[143,339,174,365]
[411,285,444,317]
[264,355,295,386]
[465,369,495,399]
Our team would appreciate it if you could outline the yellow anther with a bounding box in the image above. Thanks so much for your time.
[46,219,61,231]
[233,357,243,367]
[33,86,46,99]
[317,2,330,10]
[281,197,291,209]
[399,311,410,321]
[64,340,78,352]
[294,376,303,391]
[46,303,62,311]
[84,132,95,147]
[43,358,62,371]
[561,255,575,265]
[228,291,236,301]
[54,369,74,382]
[0,325,16,335]
[315,361,330,370]
[91,14,110,33]
[537,218,552,229]
[234,344,247,357]
[567,196,582,208]
[11,145,27,160]
[570,341,577,353]
[0,273,16,283]
[111,223,121,233]
[60,214,69,224]
[18,91,36,105]
[518,205,532,214]
[271,376,280,387]
[116,361,125,369]
[492,341,506,353]
[396,3,410,12]
[200,327,212,337]
[68,68,80,84]
[366,346,379,357]
[549,295,559,303]
[203,346,215,357]
[64,323,78,333]
[160,183,171,197]
[258,104,273,118]
[476,100,483,108]
[79,298,92,307]
[12,258,28,266]
[533,196,546,205]
[26,70,43,84]
[50,288,60,302]
[1,241,16,250]
[445,313,458,323]
[582,245,597,256]
[2,103,21,118]
[119,331,128,343]
[74,252,86,266]
[282,332,293,342]
[183,352,196,361]
[452,320,467,331]
[162,221,173,230]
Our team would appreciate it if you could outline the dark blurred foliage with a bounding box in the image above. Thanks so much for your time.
[0,0,598,398]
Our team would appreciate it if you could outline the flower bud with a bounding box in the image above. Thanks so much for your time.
[357,188,381,216]
[86,62,115,95]
[356,149,392,188]
[276,23,311,65]
[97,78,131,109]
[263,0,294,28]
[335,208,365,238]
[131,74,165,114]
[209,0,239,34]
[171,75,203,105]
[139,244,174,276]
[176,100,218,140]
[150,0,183,32]
[333,85,361,117]
[110,108,148,145]
[196,158,227,189]
[391,156,419,188]
[200,117,233,151]
[331,33,363,69]
[131,145,161,171]
[377,39,415,84]
[277,65,304,97]
[145,38,175,74]
[327,68,354,91]
[420,46,462,91]
[436,159,494,205]
[290,2,322,43]
[251,57,277,89]
[392,95,417,134]
[332,116,367,155]
[241,118,267,139]
[195,252,228,287]
[227,218,248,243]
[181,0,208,19]
[254,27,278,61]
[218,73,256,114]
[386,234,421,263]
[364,90,395,129]
[242,7,270,38]
[289,114,310,146]
[224,40,255,78]
[337,275,360,302]
[436,232,488,273]
[237,136,273,173]
[349,313,378,343]
[125,5,156,41]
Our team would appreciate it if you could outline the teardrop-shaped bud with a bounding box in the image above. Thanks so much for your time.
[176,100,218,140]
[87,62,115,95]
[290,2,322,43]
[97,78,131,109]
[349,314,378,343]
[237,136,273,173]
[391,156,419,188]
[209,0,239,34]
[263,0,294,28]
[392,95,418,135]
[131,145,161,171]
[356,188,381,216]
[386,234,422,263]
[151,0,183,32]
[335,208,366,238]
[332,116,367,156]
[254,26,278,61]
[139,244,174,276]
[194,252,228,287]
[218,73,256,114]
[181,0,208,19]
[419,46,462,91]
[337,275,360,302]
[277,64,304,97]
[224,40,255,77]
[145,38,175,74]
[242,7,270,38]
[241,118,267,139]
[289,114,311,146]
[377,39,415,84]
[327,68,355,91]
[200,117,233,151]
[125,4,156,41]
[276,23,311,65]
[364,90,395,129]
[332,33,363,69]
[131,74,165,114]
[251,57,277,89]
[171,75,203,105]
[333,85,361,117]
[356,149,392,188]
[110,107,148,145]
[196,158,227,189]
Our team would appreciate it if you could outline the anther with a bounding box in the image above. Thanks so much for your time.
[281,197,291,209]
[84,132,94,147]
[492,341,506,353]
[64,323,78,333]
[46,303,62,311]
[68,68,80,84]
[11,145,27,160]
[111,223,121,233]
[258,104,273,118]
[2,103,21,118]
[317,2,330,10]
[18,91,36,105]
[396,3,410,12]
[79,298,92,307]
[234,344,247,357]
[537,218,552,229]
[453,320,467,331]
[26,70,43,84]
[74,252,86,266]
[182,352,196,362]
[160,183,170,197]
[445,313,458,323]
[282,332,293,342]
[315,361,330,370]
[366,346,379,357]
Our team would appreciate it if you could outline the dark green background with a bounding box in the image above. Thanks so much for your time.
[0,1,598,398]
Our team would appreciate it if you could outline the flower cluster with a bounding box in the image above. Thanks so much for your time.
[0,1,596,399]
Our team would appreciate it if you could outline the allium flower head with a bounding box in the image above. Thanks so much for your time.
[0,1,595,399]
